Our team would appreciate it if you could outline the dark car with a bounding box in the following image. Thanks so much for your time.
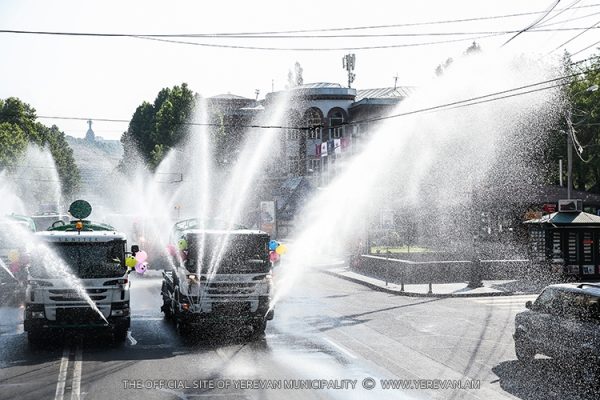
[513,283,600,365]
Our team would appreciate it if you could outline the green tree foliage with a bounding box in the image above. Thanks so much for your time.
[120,83,196,171]
[0,122,27,166]
[0,97,80,196]
[546,52,600,192]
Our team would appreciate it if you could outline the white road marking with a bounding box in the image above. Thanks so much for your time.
[323,338,357,359]
[215,348,228,360]
[70,345,82,400]
[127,331,137,345]
[131,316,164,321]
[54,347,70,400]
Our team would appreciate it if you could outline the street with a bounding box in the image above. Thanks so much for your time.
[0,270,594,400]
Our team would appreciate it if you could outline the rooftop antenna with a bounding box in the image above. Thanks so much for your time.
[393,74,399,90]
[342,53,356,88]
[255,89,260,100]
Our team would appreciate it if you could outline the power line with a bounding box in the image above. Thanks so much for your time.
[503,0,561,46]
[7,67,595,132]
[5,4,599,39]
[549,17,600,53]
[2,26,600,39]
[571,38,600,55]
[536,0,582,25]
[3,58,597,132]
[349,67,598,126]
[134,33,504,51]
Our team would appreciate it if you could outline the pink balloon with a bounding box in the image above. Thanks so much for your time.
[135,261,148,274]
[135,250,148,263]
[269,251,280,262]
[166,244,177,257]
[9,261,20,273]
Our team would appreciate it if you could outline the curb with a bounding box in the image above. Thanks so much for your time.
[322,269,526,298]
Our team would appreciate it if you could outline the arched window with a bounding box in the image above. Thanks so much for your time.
[304,108,323,140]
[329,109,346,139]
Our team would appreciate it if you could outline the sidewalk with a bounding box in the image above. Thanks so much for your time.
[323,266,542,298]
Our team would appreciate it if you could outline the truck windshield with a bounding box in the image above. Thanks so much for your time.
[30,241,127,279]
[186,234,269,274]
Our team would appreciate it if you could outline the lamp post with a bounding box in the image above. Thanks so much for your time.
[566,84,598,199]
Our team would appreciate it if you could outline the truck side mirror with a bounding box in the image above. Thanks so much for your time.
[131,245,139,255]
[525,300,532,309]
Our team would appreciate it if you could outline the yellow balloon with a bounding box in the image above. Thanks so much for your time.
[125,255,137,268]
[178,239,188,251]
[7,249,19,263]
[275,244,288,255]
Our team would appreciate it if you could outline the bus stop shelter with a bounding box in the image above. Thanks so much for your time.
[525,211,600,279]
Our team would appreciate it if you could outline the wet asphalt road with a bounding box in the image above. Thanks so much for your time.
[0,269,597,400]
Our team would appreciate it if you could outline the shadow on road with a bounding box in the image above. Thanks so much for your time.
[492,359,599,400]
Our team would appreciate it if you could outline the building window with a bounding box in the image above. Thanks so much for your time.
[287,129,299,140]
[329,110,345,139]
[307,127,321,140]
[305,108,322,139]
[308,158,321,173]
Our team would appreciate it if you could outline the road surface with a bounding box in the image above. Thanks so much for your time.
[0,269,595,400]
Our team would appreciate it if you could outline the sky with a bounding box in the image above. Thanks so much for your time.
[1,0,599,140]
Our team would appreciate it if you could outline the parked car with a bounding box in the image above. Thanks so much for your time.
[513,283,600,366]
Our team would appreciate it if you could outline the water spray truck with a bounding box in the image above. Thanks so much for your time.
[24,200,134,344]
[161,218,274,337]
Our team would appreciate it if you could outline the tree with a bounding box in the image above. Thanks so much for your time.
[544,51,600,192]
[119,83,196,171]
[0,122,27,167]
[286,62,304,88]
[0,97,80,197]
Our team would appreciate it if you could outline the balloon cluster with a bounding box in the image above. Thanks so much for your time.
[166,239,188,262]
[126,250,148,275]
[7,249,22,274]
[268,240,287,263]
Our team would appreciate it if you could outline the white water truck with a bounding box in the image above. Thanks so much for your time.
[161,218,274,338]
[24,200,134,345]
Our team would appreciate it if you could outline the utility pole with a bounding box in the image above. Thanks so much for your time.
[567,122,573,199]
[565,84,598,199]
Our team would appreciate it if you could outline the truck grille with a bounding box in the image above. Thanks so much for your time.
[48,289,108,302]
[205,282,256,295]
[56,307,106,324]
[212,302,251,315]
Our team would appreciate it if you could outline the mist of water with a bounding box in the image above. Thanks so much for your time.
[271,52,561,307]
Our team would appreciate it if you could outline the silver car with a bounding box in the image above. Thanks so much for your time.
[513,283,600,365]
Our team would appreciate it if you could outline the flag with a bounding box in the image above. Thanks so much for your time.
[327,140,334,155]
[334,138,342,155]
[321,142,328,157]
[341,137,351,151]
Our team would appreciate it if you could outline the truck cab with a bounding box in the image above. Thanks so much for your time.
[161,220,274,338]
[24,220,131,344]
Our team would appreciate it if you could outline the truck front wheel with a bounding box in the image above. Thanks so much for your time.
[27,329,46,347]
[113,327,128,343]
[250,320,266,339]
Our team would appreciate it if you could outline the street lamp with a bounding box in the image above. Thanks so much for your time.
[565,84,598,199]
